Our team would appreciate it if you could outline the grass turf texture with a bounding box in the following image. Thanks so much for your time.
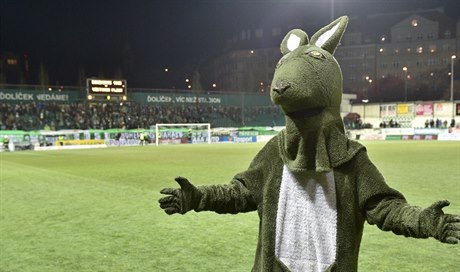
[0,141,459,272]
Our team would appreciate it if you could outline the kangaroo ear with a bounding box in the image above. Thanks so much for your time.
[280,29,309,55]
[310,16,348,54]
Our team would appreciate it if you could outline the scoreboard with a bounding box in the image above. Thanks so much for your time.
[87,79,127,101]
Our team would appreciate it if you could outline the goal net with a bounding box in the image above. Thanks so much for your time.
[155,123,211,146]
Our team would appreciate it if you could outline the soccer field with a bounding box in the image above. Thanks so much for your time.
[1,141,459,271]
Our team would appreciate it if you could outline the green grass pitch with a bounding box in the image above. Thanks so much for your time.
[1,141,459,271]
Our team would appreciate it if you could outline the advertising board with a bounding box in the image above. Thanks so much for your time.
[415,103,433,116]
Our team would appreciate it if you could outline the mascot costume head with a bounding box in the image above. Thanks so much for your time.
[272,17,345,114]
[272,16,361,175]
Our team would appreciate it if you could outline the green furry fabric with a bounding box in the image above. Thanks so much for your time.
[278,107,362,173]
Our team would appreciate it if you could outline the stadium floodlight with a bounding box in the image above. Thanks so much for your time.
[155,123,211,146]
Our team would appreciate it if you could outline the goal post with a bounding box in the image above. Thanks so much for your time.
[155,123,211,146]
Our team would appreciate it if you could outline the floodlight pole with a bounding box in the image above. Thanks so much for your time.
[451,55,456,120]
[362,99,369,124]
[451,55,456,102]
[402,67,408,102]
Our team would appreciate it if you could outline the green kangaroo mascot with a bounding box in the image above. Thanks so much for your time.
[159,16,460,272]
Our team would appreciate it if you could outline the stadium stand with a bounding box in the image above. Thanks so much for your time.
[0,102,285,131]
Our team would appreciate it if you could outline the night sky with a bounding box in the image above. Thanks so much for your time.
[1,0,459,88]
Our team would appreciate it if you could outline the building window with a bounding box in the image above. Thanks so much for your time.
[7,59,18,65]
[442,57,450,65]
[411,19,418,27]
[427,32,434,39]
[428,58,436,66]
[392,60,400,68]
[241,31,247,40]
[442,44,451,51]
[417,33,424,40]
[444,30,451,38]
[255,29,263,38]
[406,35,412,41]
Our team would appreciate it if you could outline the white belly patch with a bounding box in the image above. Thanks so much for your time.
[275,165,337,272]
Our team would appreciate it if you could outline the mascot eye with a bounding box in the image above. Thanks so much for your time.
[308,51,324,59]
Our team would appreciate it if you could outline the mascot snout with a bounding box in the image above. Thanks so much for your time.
[273,80,291,95]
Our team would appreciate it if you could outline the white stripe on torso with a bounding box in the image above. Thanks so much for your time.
[275,165,337,272]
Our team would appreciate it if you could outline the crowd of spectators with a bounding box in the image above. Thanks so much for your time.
[379,119,401,128]
[424,118,455,129]
[0,102,285,131]
[2,101,458,131]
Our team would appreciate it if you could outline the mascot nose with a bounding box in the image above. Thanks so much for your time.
[273,81,291,95]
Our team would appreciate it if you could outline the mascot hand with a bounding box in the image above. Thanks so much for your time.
[159,177,203,215]
[420,200,460,244]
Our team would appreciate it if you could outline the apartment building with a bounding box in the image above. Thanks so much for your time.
[203,7,459,97]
